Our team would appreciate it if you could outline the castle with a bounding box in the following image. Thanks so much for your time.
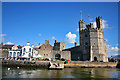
[64,16,108,62]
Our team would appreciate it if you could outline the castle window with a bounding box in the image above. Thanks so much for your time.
[85,42,88,45]
[44,54,45,56]
[85,34,87,37]
[46,54,48,56]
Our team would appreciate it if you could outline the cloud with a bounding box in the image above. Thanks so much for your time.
[107,44,120,52]
[116,44,120,46]
[65,32,77,43]
[92,20,108,29]
[6,42,14,45]
[52,36,55,39]
[107,53,118,57]
[89,18,93,21]
[0,34,7,42]
[38,33,42,37]
[1,34,7,37]
[76,28,79,32]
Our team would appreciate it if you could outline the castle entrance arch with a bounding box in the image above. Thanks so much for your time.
[55,54,61,59]
[94,56,97,61]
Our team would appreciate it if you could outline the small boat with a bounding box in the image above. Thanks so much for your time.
[48,62,64,70]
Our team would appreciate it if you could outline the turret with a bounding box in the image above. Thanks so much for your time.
[96,16,102,29]
[75,42,77,47]
[86,23,94,29]
[31,44,34,47]
[55,40,58,43]
[79,20,85,31]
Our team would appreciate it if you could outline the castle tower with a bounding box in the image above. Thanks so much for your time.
[53,40,65,51]
[79,20,85,31]
[96,16,102,29]
[78,16,108,62]
[79,20,85,46]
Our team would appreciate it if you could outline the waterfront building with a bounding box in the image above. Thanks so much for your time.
[8,45,22,59]
[21,42,33,59]
[8,50,21,60]
[35,40,53,59]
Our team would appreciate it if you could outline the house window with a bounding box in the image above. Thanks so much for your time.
[29,48,31,52]
[23,48,26,52]
[17,52,20,56]
[29,53,31,57]
[23,53,25,56]
[10,52,12,56]
[13,52,16,57]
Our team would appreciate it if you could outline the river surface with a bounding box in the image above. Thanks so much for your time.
[2,67,120,79]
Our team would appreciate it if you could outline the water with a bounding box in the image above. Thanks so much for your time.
[2,67,120,78]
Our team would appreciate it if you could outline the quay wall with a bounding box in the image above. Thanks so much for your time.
[2,60,50,68]
[2,60,119,68]
[65,61,118,68]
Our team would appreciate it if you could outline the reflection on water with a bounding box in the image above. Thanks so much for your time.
[2,67,120,78]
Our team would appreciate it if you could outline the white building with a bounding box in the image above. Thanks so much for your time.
[21,42,33,58]
[9,50,21,59]
[8,42,43,60]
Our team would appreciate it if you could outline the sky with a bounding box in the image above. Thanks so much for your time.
[1,2,119,57]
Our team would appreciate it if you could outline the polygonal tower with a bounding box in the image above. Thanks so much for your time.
[79,16,108,62]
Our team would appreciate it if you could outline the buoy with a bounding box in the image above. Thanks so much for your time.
[8,68,10,70]
[17,67,19,69]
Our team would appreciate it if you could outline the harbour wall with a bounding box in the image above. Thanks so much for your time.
[64,61,118,68]
[2,60,50,68]
[2,60,119,68]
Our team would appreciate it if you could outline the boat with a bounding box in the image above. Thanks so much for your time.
[48,62,64,70]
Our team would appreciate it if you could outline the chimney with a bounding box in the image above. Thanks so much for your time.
[45,40,49,44]
[55,40,58,43]
[75,42,77,46]
[27,42,30,46]
[38,43,40,45]
[1,42,3,45]
[31,44,34,47]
